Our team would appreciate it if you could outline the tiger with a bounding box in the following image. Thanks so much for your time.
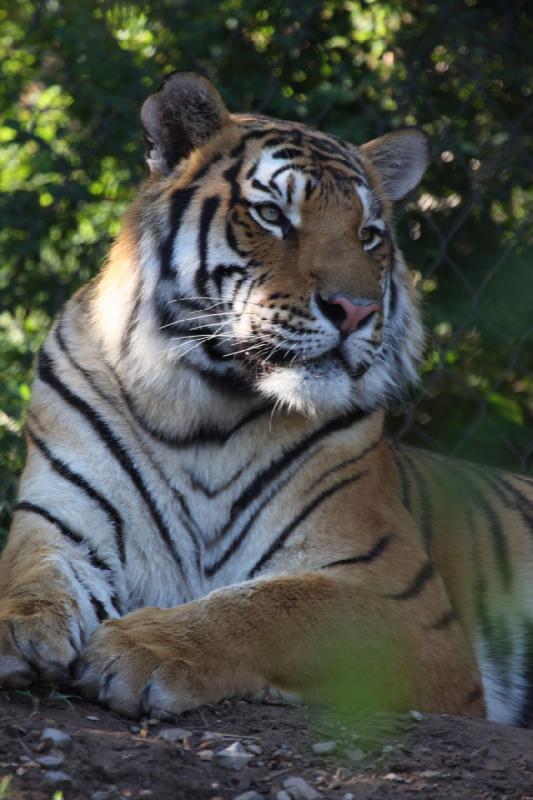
[1,71,532,727]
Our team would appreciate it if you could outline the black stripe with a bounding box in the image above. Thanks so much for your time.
[27,427,125,565]
[224,158,243,207]
[453,464,512,590]
[115,378,269,448]
[308,438,380,491]
[159,187,197,280]
[430,607,458,630]
[272,147,304,160]
[212,264,246,295]
[54,324,202,562]
[196,195,220,297]
[401,450,434,551]
[70,563,109,623]
[249,471,366,577]
[390,447,413,512]
[205,456,311,576]
[251,178,272,195]
[519,620,533,726]
[321,532,394,569]
[15,501,112,575]
[89,593,108,623]
[119,279,142,361]
[465,685,483,706]
[388,560,435,600]
[211,408,368,548]
[37,350,184,571]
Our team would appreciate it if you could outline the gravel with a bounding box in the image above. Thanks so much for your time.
[282,775,323,799]
[216,741,254,771]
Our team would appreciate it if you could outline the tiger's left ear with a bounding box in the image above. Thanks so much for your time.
[361,129,429,201]
[141,71,231,176]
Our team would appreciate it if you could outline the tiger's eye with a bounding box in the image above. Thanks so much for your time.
[256,203,283,224]
[360,227,373,242]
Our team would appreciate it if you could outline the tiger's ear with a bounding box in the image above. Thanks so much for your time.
[141,71,231,176]
[361,129,429,201]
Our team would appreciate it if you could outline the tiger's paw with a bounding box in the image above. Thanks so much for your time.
[0,597,85,688]
[75,609,212,718]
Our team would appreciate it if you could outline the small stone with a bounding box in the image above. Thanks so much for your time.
[86,715,100,721]
[382,744,394,754]
[201,731,221,742]
[159,727,192,742]
[198,749,214,762]
[420,770,441,779]
[282,776,322,800]
[276,793,291,800]
[146,718,160,727]
[91,792,114,800]
[343,794,354,800]
[311,740,337,755]
[129,725,141,735]
[40,728,72,749]
[345,748,365,763]
[233,792,264,800]
[216,741,254,771]
[43,770,73,786]
[247,743,262,755]
[409,709,423,722]
[332,767,351,783]
[37,754,65,768]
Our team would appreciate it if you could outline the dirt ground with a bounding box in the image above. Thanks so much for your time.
[0,689,532,800]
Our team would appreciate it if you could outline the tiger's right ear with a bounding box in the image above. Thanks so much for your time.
[141,71,231,176]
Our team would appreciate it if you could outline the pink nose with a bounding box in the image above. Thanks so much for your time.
[330,296,379,334]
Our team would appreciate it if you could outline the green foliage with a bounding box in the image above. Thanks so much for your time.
[1,0,532,540]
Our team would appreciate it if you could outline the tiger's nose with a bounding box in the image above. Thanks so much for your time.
[316,293,379,335]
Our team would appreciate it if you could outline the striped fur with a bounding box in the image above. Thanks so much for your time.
[0,73,532,724]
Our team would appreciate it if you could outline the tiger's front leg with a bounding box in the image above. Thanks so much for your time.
[76,568,484,719]
[0,508,121,687]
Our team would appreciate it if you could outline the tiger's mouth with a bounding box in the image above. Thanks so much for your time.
[235,343,371,382]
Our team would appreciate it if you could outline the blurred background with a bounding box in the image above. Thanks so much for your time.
[0,0,532,542]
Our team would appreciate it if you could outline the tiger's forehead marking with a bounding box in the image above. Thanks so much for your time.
[238,126,379,230]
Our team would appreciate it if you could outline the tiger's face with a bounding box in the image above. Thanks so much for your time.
[137,72,428,417]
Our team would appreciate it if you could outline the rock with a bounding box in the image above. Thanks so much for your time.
[40,728,72,749]
[91,792,115,800]
[37,754,65,768]
[409,709,423,722]
[86,715,100,721]
[159,727,192,742]
[43,770,73,786]
[343,794,354,800]
[247,743,262,755]
[198,749,214,761]
[420,770,441,779]
[282,776,323,800]
[216,741,254,771]
[129,725,141,734]
[345,748,365,763]
[276,793,292,800]
[311,740,337,755]
[233,792,264,800]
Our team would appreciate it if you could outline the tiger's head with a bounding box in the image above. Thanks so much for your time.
[119,72,428,418]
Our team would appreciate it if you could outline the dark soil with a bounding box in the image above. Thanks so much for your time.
[0,689,532,800]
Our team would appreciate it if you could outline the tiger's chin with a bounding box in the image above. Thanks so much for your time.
[254,360,382,418]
